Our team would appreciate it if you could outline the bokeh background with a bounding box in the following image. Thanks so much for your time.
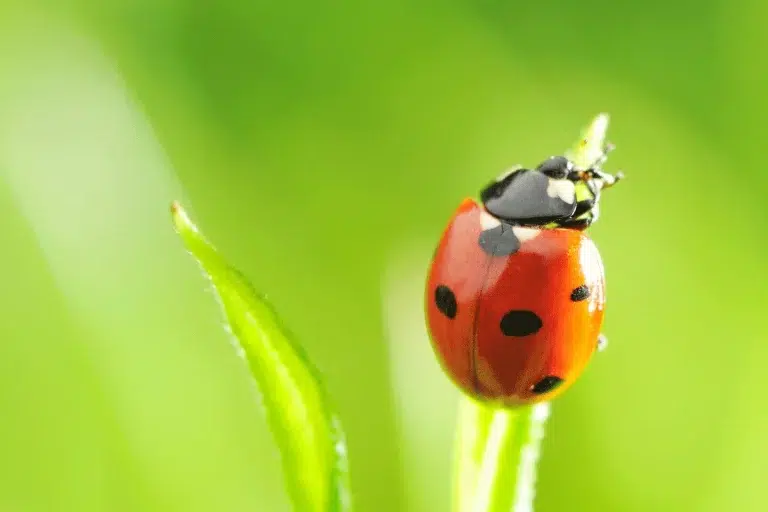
[0,1,766,511]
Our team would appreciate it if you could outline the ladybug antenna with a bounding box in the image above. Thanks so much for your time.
[587,141,613,170]
[565,113,624,192]
[583,141,624,191]
[594,167,624,189]
[569,142,623,190]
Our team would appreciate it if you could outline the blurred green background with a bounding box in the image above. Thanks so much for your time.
[0,0,766,511]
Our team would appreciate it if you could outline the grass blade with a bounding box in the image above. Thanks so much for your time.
[454,399,549,512]
[453,397,494,512]
[171,202,351,512]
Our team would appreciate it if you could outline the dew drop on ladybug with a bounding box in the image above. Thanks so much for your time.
[425,151,622,407]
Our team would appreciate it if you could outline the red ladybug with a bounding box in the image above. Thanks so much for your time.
[425,154,622,407]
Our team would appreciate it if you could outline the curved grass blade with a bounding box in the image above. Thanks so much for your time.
[171,202,351,512]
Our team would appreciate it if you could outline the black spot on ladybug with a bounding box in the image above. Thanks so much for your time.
[531,376,564,394]
[570,284,590,301]
[499,310,543,336]
[478,223,520,257]
[434,285,457,319]
[480,169,576,225]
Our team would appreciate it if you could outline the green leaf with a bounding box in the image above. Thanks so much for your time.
[452,113,611,512]
[171,202,352,512]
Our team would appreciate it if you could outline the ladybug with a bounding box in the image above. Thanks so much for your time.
[425,153,622,407]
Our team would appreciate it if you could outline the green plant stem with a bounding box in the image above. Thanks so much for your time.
[454,397,550,512]
[454,396,494,511]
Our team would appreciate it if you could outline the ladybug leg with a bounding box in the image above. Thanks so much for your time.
[597,334,608,352]
[597,169,624,189]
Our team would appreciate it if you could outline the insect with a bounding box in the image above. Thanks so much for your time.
[425,150,622,407]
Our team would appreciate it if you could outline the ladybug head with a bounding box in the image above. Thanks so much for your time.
[560,144,624,229]
[480,147,623,230]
